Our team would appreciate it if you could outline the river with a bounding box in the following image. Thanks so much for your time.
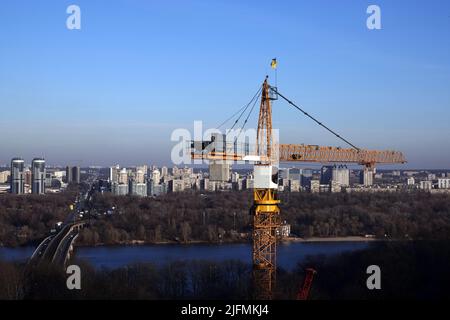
[0,241,370,271]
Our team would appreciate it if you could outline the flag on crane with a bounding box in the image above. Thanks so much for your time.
[271,58,277,69]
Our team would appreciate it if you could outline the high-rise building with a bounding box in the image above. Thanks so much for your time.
[135,169,145,184]
[66,166,72,183]
[31,158,46,194]
[45,171,53,188]
[232,180,242,191]
[182,166,192,178]
[279,168,290,180]
[136,165,148,179]
[200,178,209,191]
[360,168,374,186]
[161,166,168,178]
[310,180,320,193]
[289,179,300,192]
[320,166,333,185]
[207,180,217,192]
[332,165,350,187]
[209,161,230,181]
[330,180,341,193]
[112,183,128,196]
[148,179,166,196]
[300,169,312,188]
[109,166,129,196]
[172,166,180,177]
[109,165,120,183]
[437,178,450,189]
[207,134,231,181]
[10,158,25,194]
[118,168,128,184]
[0,170,10,184]
[289,168,302,181]
[130,181,147,197]
[24,168,32,189]
[420,180,433,190]
[66,166,80,183]
[279,178,289,188]
[72,166,81,183]
[151,169,161,183]
[168,179,184,192]
[193,178,201,190]
[321,165,349,187]
[243,177,254,190]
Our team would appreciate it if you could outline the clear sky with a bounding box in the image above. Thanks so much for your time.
[1,0,449,168]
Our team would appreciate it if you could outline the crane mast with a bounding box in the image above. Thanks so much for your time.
[257,77,274,161]
[253,77,280,299]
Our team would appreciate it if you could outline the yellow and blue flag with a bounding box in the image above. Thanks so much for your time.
[271,58,277,69]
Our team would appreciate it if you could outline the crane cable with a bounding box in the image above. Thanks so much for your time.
[217,85,262,130]
[228,86,261,132]
[270,87,360,151]
[234,89,262,142]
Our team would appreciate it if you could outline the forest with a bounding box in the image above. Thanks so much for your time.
[1,240,449,299]
[0,190,77,247]
[1,190,450,247]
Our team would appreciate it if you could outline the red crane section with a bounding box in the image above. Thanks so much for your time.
[297,268,317,300]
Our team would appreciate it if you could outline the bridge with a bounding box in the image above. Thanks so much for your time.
[28,180,97,269]
[29,221,88,268]
[29,222,88,267]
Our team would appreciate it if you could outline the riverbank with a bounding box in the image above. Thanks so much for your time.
[74,236,382,248]
[0,236,385,249]
[284,236,383,242]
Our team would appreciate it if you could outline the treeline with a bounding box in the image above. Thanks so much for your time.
[78,191,253,245]
[0,259,252,300]
[0,192,76,247]
[79,191,450,246]
[1,240,450,299]
[277,240,450,300]
[280,191,450,239]
[1,190,450,247]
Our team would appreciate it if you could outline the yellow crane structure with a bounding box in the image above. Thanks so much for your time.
[190,77,406,299]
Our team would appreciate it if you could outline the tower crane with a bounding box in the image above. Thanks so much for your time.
[189,77,406,300]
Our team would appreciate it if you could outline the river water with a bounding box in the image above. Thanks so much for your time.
[0,241,370,271]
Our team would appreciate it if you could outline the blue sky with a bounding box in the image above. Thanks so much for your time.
[0,0,449,168]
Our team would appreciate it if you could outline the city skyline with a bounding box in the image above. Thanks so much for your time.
[1,1,450,168]
[1,157,449,170]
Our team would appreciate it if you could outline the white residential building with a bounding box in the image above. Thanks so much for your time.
[437,178,450,189]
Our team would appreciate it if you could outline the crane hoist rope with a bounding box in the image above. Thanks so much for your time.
[216,81,360,153]
[270,86,360,151]
[217,85,262,130]
[234,89,262,144]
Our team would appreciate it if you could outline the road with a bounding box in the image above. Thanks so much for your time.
[28,177,98,268]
